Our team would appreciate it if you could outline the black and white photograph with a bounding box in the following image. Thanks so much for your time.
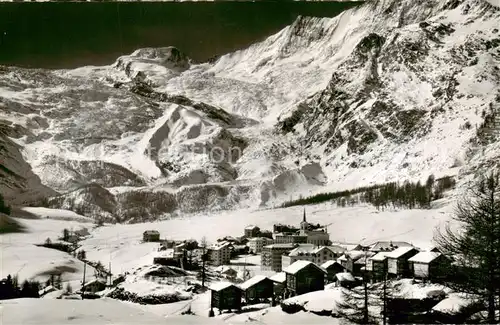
[1,0,499,324]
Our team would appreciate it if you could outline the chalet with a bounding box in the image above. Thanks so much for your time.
[335,272,356,288]
[153,249,182,267]
[367,251,389,281]
[385,246,419,278]
[38,285,56,297]
[327,245,347,257]
[239,275,274,304]
[209,282,243,314]
[269,272,286,301]
[231,244,248,256]
[81,279,106,293]
[244,225,260,238]
[408,251,450,282]
[215,266,237,279]
[159,241,174,251]
[283,260,327,297]
[339,250,374,275]
[369,241,413,253]
[353,252,375,276]
[332,243,364,251]
[282,244,344,269]
[218,236,238,243]
[143,230,160,242]
[338,250,366,272]
[321,260,346,283]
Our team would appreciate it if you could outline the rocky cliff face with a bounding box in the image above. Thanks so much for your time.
[0,120,57,204]
[276,0,499,184]
[0,0,498,221]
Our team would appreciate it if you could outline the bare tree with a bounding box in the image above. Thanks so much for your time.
[336,273,376,324]
[435,171,500,323]
[336,260,398,324]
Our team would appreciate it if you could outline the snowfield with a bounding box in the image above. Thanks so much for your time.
[21,207,94,222]
[79,200,452,275]
[0,298,227,325]
[0,205,477,324]
[1,214,96,288]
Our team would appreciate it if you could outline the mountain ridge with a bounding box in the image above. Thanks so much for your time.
[0,0,499,222]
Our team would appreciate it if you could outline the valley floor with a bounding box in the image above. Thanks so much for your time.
[79,199,452,273]
[1,200,457,324]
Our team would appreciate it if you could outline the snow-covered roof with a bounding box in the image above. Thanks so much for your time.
[39,285,56,296]
[245,225,259,230]
[215,266,236,274]
[247,237,272,242]
[283,260,327,275]
[354,252,375,264]
[431,293,472,313]
[338,250,366,261]
[239,275,269,290]
[263,243,296,249]
[155,249,174,258]
[321,260,343,269]
[327,245,347,254]
[408,252,442,264]
[335,272,355,282]
[209,281,240,292]
[330,242,363,251]
[370,251,390,261]
[385,246,418,259]
[369,241,412,252]
[269,272,286,283]
[211,242,231,251]
[288,244,317,256]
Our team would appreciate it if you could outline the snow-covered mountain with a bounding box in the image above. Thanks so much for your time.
[1,0,499,222]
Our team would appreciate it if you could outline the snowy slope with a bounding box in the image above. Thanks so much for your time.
[0,0,499,221]
[1,216,96,286]
[0,298,227,325]
[21,207,93,222]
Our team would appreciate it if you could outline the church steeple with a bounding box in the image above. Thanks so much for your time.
[300,208,308,233]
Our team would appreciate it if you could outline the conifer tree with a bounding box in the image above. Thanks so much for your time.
[435,171,500,323]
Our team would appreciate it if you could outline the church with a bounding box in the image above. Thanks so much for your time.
[299,209,331,247]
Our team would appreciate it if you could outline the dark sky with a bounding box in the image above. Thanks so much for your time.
[0,2,360,69]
